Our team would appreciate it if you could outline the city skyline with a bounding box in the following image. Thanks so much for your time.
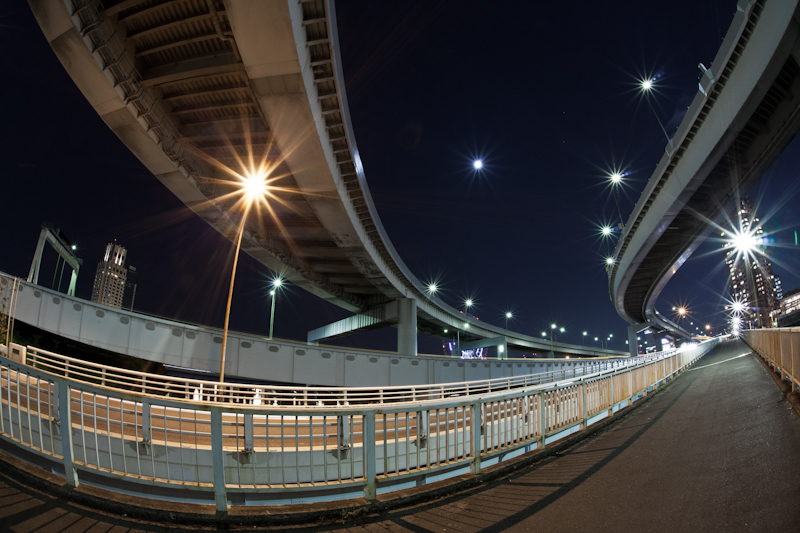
[1,1,800,354]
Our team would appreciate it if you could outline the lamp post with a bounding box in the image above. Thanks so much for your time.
[268,278,283,340]
[219,171,270,383]
[609,172,625,223]
[505,312,513,330]
[219,202,252,383]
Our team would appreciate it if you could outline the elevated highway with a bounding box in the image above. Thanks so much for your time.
[29,0,622,358]
[609,0,800,352]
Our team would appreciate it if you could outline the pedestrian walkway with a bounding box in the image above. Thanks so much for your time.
[1,339,798,531]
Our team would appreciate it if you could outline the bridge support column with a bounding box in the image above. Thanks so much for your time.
[627,324,640,357]
[397,298,418,356]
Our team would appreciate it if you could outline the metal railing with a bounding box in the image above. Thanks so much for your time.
[24,345,677,407]
[0,338,723,511]
[741,328,799,390]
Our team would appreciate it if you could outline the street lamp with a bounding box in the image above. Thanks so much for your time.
[505,311,513,330]
[639,76,670,142]
[219,171,271,383]
[583,331,587,345]
[464,298,473,315]
[268,278,283,339]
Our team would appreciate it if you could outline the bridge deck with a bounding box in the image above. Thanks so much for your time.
[0,339,798,530]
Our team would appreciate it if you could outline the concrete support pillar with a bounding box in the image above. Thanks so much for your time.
[497,337,508,360]
[67,269,78,297]
[397,298,417,356]
[27,228,48,285]
[627,323,640,357]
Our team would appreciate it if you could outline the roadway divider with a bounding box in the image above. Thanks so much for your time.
[741,328,799,391]
[0,337,725,512]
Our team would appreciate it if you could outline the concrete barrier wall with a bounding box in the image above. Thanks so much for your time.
[1,273,611,387]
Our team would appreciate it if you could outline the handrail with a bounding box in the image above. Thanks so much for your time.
[740,328,799,388]
[0,337,724,511]
[21,344,683,407]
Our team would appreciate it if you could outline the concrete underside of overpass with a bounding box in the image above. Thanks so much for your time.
[28,0,622,357]
[611,0,800,350]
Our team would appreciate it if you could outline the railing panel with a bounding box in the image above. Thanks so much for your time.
[0,337,721,505]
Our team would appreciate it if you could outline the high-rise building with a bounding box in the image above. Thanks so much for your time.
[122,265,137,311]
[722,197,779,328]
[91,242,134,309]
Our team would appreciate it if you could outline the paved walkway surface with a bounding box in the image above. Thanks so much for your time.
[1,339,799,532]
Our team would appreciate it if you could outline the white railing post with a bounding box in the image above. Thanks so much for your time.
[581,381,587,430]
[363,411,377,500]
[141,401,152,448]
[338,415,351,452]
[539,393,546,450]
[244,413,253,453]
[471,401,482,474]
[210,408,227,513]
[58,382,79,487]
[629,369,634,404]
[608,375,614,417]
[416,410,428,441]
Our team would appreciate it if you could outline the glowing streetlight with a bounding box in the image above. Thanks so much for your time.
[641,79,653,91]
[219,171,270,383]
[427,283,437,294]
[606,257,615,266]
[464,298,474,316]
[268,278,284,340]
[505,311,513,329]
[610,172,623,184]
[473,159,483,170]
[602,225,612,236]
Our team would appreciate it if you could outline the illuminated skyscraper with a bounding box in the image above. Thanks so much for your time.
[91,242,135,309]
[722,197,779,327]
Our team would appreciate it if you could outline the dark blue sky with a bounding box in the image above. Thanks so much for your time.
[1,0,798,355]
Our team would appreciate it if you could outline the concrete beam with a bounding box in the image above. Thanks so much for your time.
[140,53,244,86]
[307,299,418,355]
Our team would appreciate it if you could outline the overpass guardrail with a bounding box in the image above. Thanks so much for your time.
[0,338,725,511]
[741,328,800,391]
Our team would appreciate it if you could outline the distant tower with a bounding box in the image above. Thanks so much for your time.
[722,197,779,327]
[91,242,133,309]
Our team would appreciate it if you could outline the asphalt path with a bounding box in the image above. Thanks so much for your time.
[1,338,799,532]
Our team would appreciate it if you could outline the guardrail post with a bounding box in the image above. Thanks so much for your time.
[608,374,614,417]
[52,382,60,425]
[363,411,377,500]
[58,383,79,487]
[581,382,587,430]
[416,410,427,441]
[629,369,635,404]
[539,393,546,450]
[471,402,482,474]
[141,401,152,448]
[210,408,228,513]
[338,415,351,453]
[243,413,253,453]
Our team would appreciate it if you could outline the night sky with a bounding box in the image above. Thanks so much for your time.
[1,0,799,356]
